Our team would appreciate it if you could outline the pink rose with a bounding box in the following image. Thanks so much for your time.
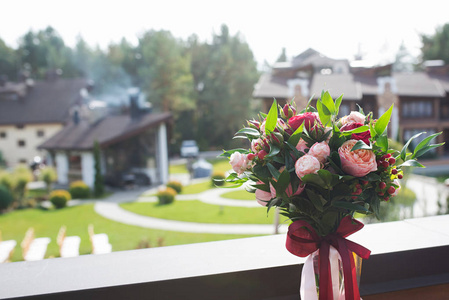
[340,111,366,125]
[295,154,321,178]
[296,138,309,153]
[308,142,330,164]
[255,189,271,206]
[338,140,377,177]
[229,152,250,175]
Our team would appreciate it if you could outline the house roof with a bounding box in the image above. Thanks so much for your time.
[310,74,362,100]
[393,72,446,97]
[253,73,289,99]
[38,112,172,151]
[0,78,88,125]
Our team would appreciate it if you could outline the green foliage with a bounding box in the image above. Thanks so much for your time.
[39,166,57,194]
[212,172,226,186]
[0,38,19,80]
[0,185,13,210]
[12,165,33,208]
[157,187,176,205]
[69,181,90,199]
[421,23,449,64]
[93,141,105,197]
[49,190,71,209]
[166,180,183,194]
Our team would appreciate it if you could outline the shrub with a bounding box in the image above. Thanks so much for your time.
[49,190,71,209]
[157,187,176,205]
[69,181,90,199]
[211,172,226,186]
[166,180,183,194]
[39,167,57,194]
[0,185,13,211]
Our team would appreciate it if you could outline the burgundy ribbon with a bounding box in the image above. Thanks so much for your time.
[286,216,371,300]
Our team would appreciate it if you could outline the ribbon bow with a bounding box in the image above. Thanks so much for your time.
[286,216,371,300]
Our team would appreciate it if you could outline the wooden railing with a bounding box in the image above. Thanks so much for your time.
[1,215,449,300]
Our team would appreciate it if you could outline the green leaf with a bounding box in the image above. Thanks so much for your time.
[321,91,336,114]
[400,132,424,161]
[411,132,442,159]
[399,160,425,168]
[340,125,370,135]
[414,143,445,158]
[265,100,278,135]
[317,169,333,187]
[316,101,331,126]
[375,134,388,152]
[265,144,281,158]
[287,122,304,146]
[266,163,281,180]
[362,173,381,181]
[301,173,326,187]
[332,201,369,213]
[369,119,377,139]
[235,127,260,138]
[374,104,393,135]
[274,170,291,196]
[305,189,324,212]
[334,94,343,115]
[351,140,372,151]
[219,148,249,158]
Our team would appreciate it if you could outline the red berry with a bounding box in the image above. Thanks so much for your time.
[361,180,369,185]
[384,196,390,201]
[247,153,256,160]
[391,169,398,175]
[381,161,389,168]
[398,174,403,179]
[379,182,386,189]
[383,153,391,159]
[387,186,396,195]
[355,184,361,189]
[378,192,384,196]
[389,157,396,165]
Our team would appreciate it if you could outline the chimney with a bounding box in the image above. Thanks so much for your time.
[128,87,141,119]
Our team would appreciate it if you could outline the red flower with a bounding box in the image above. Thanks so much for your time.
[340,122,371,145]
[288,112,321,132]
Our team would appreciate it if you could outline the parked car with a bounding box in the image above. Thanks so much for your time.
[180,140,199,158]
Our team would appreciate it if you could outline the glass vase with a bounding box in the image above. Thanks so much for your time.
[309,250,363,300]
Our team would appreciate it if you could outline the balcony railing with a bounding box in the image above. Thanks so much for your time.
[1,215,449,299]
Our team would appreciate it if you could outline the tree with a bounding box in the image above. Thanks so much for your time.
[0,38,19,80]
[421,23,449,64]
[276,47,287,62]
[93,141,104,197]
[393,42,415,72]
[191,25,259,149]
[39,166,57,195]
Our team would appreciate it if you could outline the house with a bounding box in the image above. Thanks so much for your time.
[253,48,449,161]
[38,90,172,188]
[0,75,92,166]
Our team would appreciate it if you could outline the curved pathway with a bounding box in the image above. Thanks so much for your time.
[94,185,288,235]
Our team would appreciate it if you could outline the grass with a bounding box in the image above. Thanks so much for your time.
[168,158,231,175]
[120,200,282,224]
[221,189,256,200]
[169,163,189,174]
[0,205,260,262]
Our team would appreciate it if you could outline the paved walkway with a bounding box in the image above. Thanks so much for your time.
[92,180,288,235]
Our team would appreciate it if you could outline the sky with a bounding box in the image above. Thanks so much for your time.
[1,0,449,68]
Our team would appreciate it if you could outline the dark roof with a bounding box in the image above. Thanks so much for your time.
[0,78,88,125]
[38,112,172,151]
[310,74,361,100]
[393,72,445,97]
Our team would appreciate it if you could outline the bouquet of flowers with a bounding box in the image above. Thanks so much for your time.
[221,91,444,300]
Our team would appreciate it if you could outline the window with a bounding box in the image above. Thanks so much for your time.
[18,140,26,147]
[0,132,6,138]
[16,124,25,129]
[401,101,433,118]
[37,130,45,137]
[19,159,27,164]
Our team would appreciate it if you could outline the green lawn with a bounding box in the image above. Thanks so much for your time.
[0,205,260,262]
[220,189,256,200]
[120,200,281,224]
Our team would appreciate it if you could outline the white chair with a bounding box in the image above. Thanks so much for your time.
[88,225,112,254]
[0,240,17,263]
[57,226,81,258]
[21,228,51,261]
